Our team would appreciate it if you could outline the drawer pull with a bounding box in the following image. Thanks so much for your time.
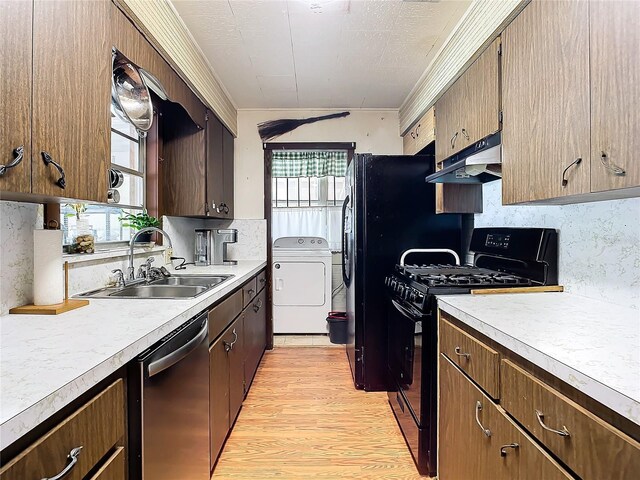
[224,328,238,352]
[248,288,255,296]
[0,146,24,176]
[475,401,491,437]
[535,409,571,437]
[500,443,519,457]
[454,346,470,359]
[42,446,83,480]
[253,298,263,313]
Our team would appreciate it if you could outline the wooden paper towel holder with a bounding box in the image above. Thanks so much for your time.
[10,261,89,315]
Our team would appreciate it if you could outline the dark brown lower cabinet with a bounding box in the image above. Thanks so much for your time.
[244,288,267,389]
[209,315,244,470]
[0,380,126,480]
[439,354,571,480]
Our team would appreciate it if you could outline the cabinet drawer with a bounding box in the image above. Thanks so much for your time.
[209,289,243,342]
[256,269,267,292]
[440,355,571,480]
[242,277,258,306]
[87,447,125,480]
[440,317,500,398]
[501,359,640,480]
[0,380,125,480]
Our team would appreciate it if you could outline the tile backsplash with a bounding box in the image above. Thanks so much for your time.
[475,181,640,309]
[0,201,267,315]
[0,201,43,314]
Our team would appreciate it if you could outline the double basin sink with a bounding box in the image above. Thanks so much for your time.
[78,275,234,299]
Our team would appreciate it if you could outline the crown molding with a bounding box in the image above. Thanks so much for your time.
[118,0,238,135]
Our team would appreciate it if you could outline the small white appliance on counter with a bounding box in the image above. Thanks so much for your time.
[272,236,332,334]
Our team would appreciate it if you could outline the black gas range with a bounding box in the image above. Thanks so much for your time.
[386,227,558,476]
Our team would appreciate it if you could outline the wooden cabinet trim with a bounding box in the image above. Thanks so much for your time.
[501,358,640,480]
[440,317,500,399]
[0,379,124,480]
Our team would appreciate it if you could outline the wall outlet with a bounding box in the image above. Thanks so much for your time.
[164,247,173,265]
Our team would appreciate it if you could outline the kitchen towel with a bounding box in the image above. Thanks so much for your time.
[33,229,64,305]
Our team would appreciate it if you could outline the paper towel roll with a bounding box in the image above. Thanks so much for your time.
[33,229,64,306]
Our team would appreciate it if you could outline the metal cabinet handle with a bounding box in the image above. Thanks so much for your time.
[600,152,626,176]
[410,131,416,140]
[224,328,238,352]
[0,146,24,176]
[253,298,263,313]
[41,446,83,480]
[219,202,229,214]
[415,123,421,137]
[535,410,570,437]
[475,401,491,437]
[248,288,255,296]
[461,128,470,141]
[41,151,66,189]
[561,158,582,187]
[450,131,458,149]
[204,202,210,215]
[500,443,519,457]
[259,277,266,285]
[454,346,470,359]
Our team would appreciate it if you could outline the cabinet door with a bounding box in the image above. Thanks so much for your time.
[0,0,32,194]
[228,314,245,424]
[590,0,640,192]
[31,0,111,202]
[244,288,266,389]
[461,38,501,148]
[222,125,234,218]
[439,355,571,480]
[209,334,230,469]
[206,114,224,217]
[501,0,590,204]
[162,106,206,216]
[435,83,456,164]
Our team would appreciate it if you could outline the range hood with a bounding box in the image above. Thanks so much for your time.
[426,132,502,184]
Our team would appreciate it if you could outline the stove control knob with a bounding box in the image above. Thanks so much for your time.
[409,291,416,302]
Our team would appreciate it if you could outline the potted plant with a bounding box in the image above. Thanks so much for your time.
[119,211,161,243]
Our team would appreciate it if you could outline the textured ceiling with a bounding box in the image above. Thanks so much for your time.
[172,0,471,109]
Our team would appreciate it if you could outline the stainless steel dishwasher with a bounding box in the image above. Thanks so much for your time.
[130,311,209,480]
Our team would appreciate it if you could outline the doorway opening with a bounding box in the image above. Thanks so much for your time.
[263,143,355,343]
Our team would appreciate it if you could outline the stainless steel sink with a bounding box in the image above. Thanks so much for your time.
[109,285,208,298]
[151,276,230,287]
[77,274,234,299]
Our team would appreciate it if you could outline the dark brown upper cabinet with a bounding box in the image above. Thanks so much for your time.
[501,0,639,204]
[206,112,234,219]
[1,0,111,203]
[206,113,224,217]
[160,108,235,219]
[161,103,207,217]
[0,0,32,195]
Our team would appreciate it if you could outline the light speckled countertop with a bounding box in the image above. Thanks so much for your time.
[437,293,640,426]
[0,260,266,450]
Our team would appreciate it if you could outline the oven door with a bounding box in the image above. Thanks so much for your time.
[387,297,426,424]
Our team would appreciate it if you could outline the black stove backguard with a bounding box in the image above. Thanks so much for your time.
[470,227,558,285]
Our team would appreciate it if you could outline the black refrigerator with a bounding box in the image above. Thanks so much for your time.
[342,153,463,391]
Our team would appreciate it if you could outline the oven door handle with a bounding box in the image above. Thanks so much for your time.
[391,299,426,320]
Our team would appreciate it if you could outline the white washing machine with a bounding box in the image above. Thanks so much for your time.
[272,236,332,334]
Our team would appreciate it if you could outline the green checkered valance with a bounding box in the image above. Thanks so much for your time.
[272,151,347,178]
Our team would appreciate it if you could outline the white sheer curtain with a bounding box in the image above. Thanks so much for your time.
[272,206,342,251]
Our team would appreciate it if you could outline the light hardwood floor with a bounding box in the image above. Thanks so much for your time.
[212,347,427,479]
